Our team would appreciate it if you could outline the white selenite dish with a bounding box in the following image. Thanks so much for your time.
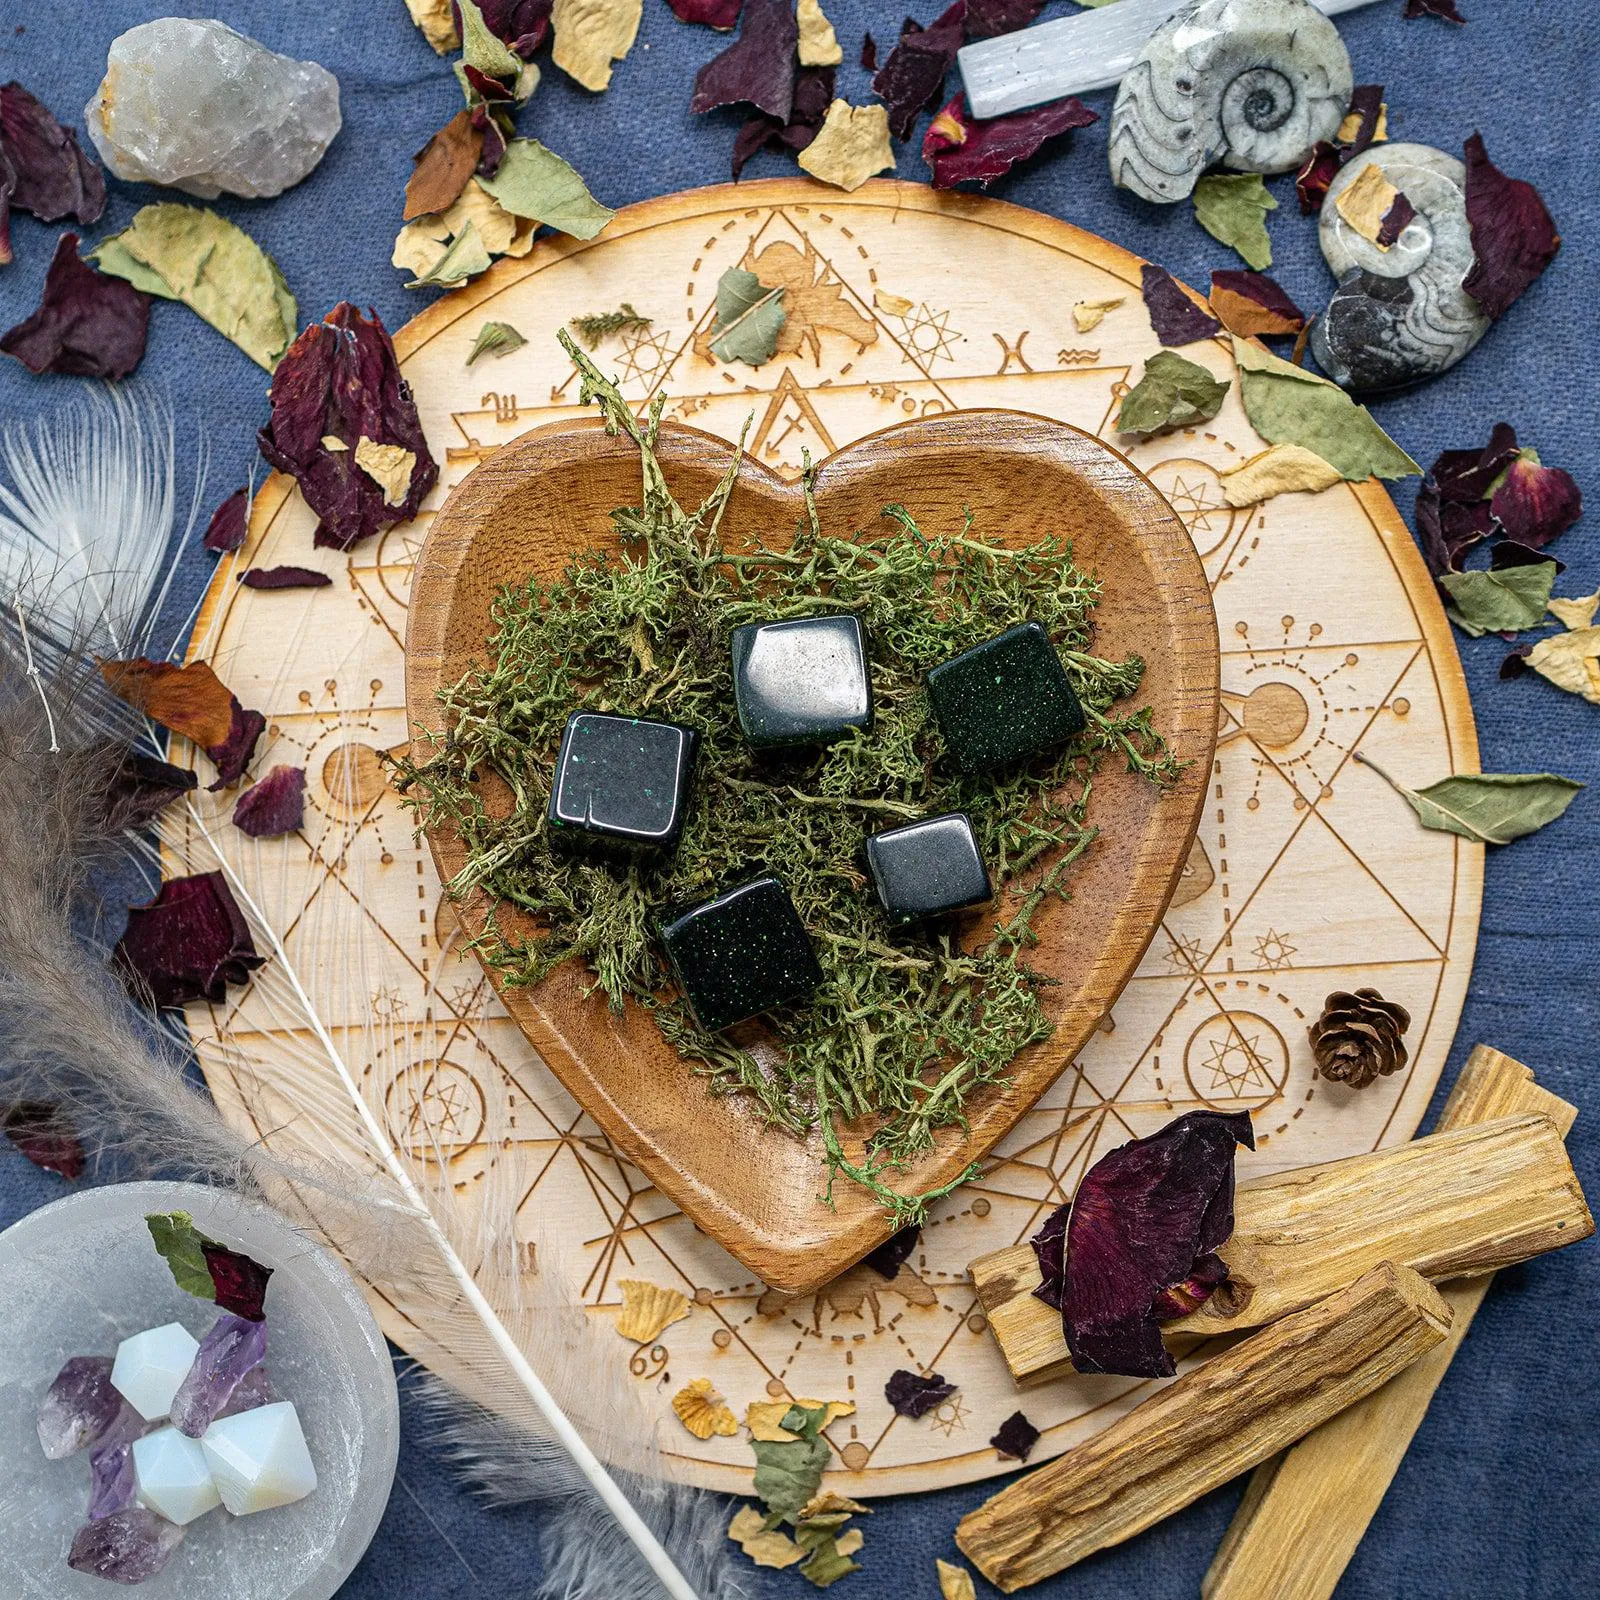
[0,1181,398,1599]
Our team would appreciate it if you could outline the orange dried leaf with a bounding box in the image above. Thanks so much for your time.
[404,111,485,222]
[100,659,236,749]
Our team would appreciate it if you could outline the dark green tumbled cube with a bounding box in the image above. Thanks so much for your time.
[546,711,698,854]
[658,875,822,1032]
[926,621,1085,774]
[866,812,993,925]
[730,614,872,749]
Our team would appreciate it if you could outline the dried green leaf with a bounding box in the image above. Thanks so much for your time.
[1193,173,1276,270]
[1115,351,1229,438]
[1547,589,1600,631]
[798,1534,861,1587]
[570,303,651,349]
[1526,625,1600,703]
[477,138,613,240]
[708,266,786,366]
[1359,756,1582,845]
[405,219,492,288]
[467,320,527,364]
[145,1211,216,1300]
[459,0,523,80]
[1437,560,1558,637]
[89,204,296,371]
[751,1402,831,1524]
[1231,336,1420,481]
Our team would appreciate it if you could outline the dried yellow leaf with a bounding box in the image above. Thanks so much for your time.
[1335,162,1403,247]
[1219,443,1343,506]
[354,439,418,507]
[797,0,843,66]
[873,289,914,316]
[671,1377,740,1439]
[614,1279,691,1342]
[1548,589,1600,631]
[1337,103,1387,143]
[405,0,461,52]
[320,435,348,452]
[393,179,527,283]
[552,0,642,91]
[834,1529,865,1557]
[798,101,895,193]
[729,1506,807,1569]
[745,1399,802,1441]
[795,1398,855,1429]
[1527,625,1600,704]
[798,1490,870,1521]
[1072,297,1124,333]
[937,1557,978,1599]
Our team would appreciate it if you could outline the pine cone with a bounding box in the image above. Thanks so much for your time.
[1309,988,1411,1089]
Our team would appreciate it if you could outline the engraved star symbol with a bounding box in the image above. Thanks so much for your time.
[930,1392,970,1438]
[1163,933,1205,974]
[617,325,673,388]
[1251,929,1297,971]
[1163,472,1230,541]
[1201,1031,1274,1097]
[899,304,960,366]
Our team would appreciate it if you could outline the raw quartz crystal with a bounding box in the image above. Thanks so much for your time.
[170,1312,269,1437]
[68,1507,185,1584]
[85,19,341,200]
[37,1355,124,1459]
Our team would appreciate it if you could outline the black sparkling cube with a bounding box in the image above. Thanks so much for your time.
[866,812,993,925]
[730,613,873,750]
[658,875,823,1032]
[926,621,1086,774]
[546,711,698,854]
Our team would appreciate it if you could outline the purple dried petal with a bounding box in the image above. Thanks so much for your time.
[1341,85,1385,158]
[731,66,833,178]
[37,1356,122,1459]
[239,565,332,590]
[0,83,104,226]
[113,870,264,1010]
[201,487,250,553]
[1489,452,1582,549]
[201,1241,274,1321]
[1376,190,1415,249]
[1434,422,1520,503]
[468,0,553,53]
[1295,141,1343,214]
[1404,0,1466,20]
[4,1101,84,1179]
[1490,537,1563,575]
[87,1437,139,1520]
[1062,1110,1254,1378]
[873,2,966,142]
[474,106,510,177]
[690,0,798,121]
[989,1409,1039,1461]
[1461,132,1560,321]
[461,62,516,103]
[68,1508,185,1584]
[922,92,1096,189]
[257,303,438,553]
[1500,644,1532,679]
[962,0,1045,38]
[217,1364,276,1419]
[1028,1202,1069,1311]
[0,232,148,380]
[206,699,265,791]
[668,0,744,26]
[102,751,197,834]
[1141,263,1223,347]
[170,1312,269,1437]
[861,1223,920,1281]
[233,765,306,839]
[1415,485,1495,576]
[859,33,877,71]
[884,1368,956,1418]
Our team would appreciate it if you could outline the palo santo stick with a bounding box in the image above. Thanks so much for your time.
[955,1263,1452,1592]
[1202,1047,1579,1600]
[969,1111,1591,1385]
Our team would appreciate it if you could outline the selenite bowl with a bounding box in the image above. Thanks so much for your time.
[0,1181,399,1597]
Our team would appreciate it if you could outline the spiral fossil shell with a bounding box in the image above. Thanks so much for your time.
[1309,143,1490,394]
[1109,0,1353,204]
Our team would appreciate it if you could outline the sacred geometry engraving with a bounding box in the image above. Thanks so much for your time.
[178,182,1479,1495]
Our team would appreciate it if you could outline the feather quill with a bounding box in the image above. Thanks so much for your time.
[0,388,741,1600]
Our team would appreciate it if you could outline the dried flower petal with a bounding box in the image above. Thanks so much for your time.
[883,1368,956,1418]
[1208,269,1305,339]
[114,870,265,1010]
[1337,84,1385,156]
[3,1101,84,1178]
[0,84,104,244]
[1062,1109,1254,1377]
[551,0,642,90]
[798,100,896,191]
[1499,643,1532,680]
[729,1505,807,1568]
[408,0,462,51]
[671,1376,740,1438]
[1461,132,1559,321]
[732,67,833,179]
[258,302,438,551]
[1219,443,1342,506]
[202,486,250,553]
[873,2,966,142]
[1433,421,1520,503]
[1376,190,1416,249]
[989,1409,1039,1461]
[1489,450,1582,549]
[859,33,877,71]
[923,92,1095,190]
[239,565,332,590]
[0,233,148,379]
[1334,162,1404,248]
[691,0,799,121]
[797,0,843,66]
[1404,0,1466,20]
[102,753,198,834]
[861,1223,919,1280]
[201,1240,274,1321]
[669,0,744,25]
[1547,588,1600,631]
[405,110,484,221]
[208,700,266,789]
[101,659,236,749]
[1072,297,1123,333]
[1295,141,1343,214]
[1029,1202,1069,1310]
[963,0,1046,37]
[1527,626,1600,705]
[1414,485,1493,576]
[614,1279,690,1342]
[1141,263,1223,347]
[474,0,555,54]
[233,764,306,838]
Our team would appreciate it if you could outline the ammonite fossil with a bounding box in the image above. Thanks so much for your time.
[1109,0,1353,204]
[1309,143,1491,394]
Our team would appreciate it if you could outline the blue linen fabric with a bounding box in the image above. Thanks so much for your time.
[1,1,1597,1595]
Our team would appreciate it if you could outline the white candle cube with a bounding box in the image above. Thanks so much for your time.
[201,1401,317,1515]
[111,1323,201,1422]
[132,1426,222,1525]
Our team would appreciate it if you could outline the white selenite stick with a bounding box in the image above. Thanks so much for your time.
[958,0,1381,119]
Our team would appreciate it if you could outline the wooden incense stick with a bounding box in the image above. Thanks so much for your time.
[955,1262,1452,1592]
[1202,1047,1579,1600]
[969,1111,1592,1385]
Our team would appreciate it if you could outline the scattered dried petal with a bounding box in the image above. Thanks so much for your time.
[923,92,1095,189]
[551,0,642,91]
[1192,173,1276,270]
[729,1505,807,1568]
[873,2,966,142]
[238,565,332,589]
[1295,141,1343,214]
[859,32,877,71]
[883,1368,956,1418]
[102,752,198,834]
[1208,269,1305,339]
[963,0,1046,37]
[207,700,266,788]
[233,764,306,837]
[1499,644,1531,680]
[1547,589,1600,631]
[405,218,493,287]
[100,659,236,750]
[354,437,420,507]
[1433,421,1520,503]
[937,1557,978,1600]
[1115,350,1229,437]
[0,83,105,230]
[671,1377,740,1438]
[1219,443,1342,505]
[405,0,462,52]
[797,0,843,66]
[614,1279,691,1342]
[797,1490,869,1520]
[798,99,896,191]
[1376,189,1416,248]
[1461,131,1559,321]
[114,870,265,1010]
[1404,0,1466,20]
[745,1398,804,1441]
[476,0,555,54]
[669,0,744,26]
[201,1239,273,1321]
[1527,626,1600,704]
[1489,450,1582,549]
[692,0,799,121]
[202,487,250,553]
[405,110,484,220]
[0,232,148,379]
[1071,297,1123,333]
[1029,1202,1069,1310]
[732,67,834,179]
[1414,485,1494,576]
[1141,263,1222,346]
[861,1223,919,1280]
[1334,162,1403,247]
[1336,84,1386,156]
[4,1102,84,1179]
[989,1409,1039,1461]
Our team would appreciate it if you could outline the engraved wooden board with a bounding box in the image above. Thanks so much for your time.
[180,179,1480,1495]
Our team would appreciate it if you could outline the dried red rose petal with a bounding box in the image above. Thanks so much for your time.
[258,303,438,552]
[1433,422,1520,504]
[859,32,877,72]
[460,0,553,54]
[3,1102,84,1179]
[873,2,967,142]
[1461,132,1560,322]
[201,1242,274,1322]
[963,0,1046,39]
[668,0,743,27]
[0,232,148,380]
[102,752,198,834]
[989,1410,1039,1461]
[0,145,15,267]
[1062,1109,1254,1378]
[1208,268,1305,338]
[690,0,798,121]
[1500,644,1531,679]
[1489,451,1582,550]
[1415,485,1495,576]
[206,700,265,791]
[461,62,516,103]
[922,92,1096,190]
[1295,141,1343,214]
[861,1224,920,1281]
[474,106,510,177]
[0,83,104,229]
[114,871,264,1010]
[202,487,250,554]
[239,566,333,589]
[1489,537,1562,575]
[1340,84,1384,157]
[1376,190,1416,249]
[731,66,834,178]
[883,1368,956,1418]
[1029,1202,1069,1311]
[1141,263,1223,347]
[1404,0,1465,19]
[233,765,305,838]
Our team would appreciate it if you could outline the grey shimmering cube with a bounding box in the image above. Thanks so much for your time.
[866,812,993,925]
[730,614,873,749]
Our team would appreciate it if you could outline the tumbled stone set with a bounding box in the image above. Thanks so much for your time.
[546,614,1085,1032]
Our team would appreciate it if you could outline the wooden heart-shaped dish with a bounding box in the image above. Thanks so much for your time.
[406,409,1218,1292]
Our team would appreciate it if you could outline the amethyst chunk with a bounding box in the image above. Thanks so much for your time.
[37,1356,123,1459]
[67,1508,184,1584]
[169,1311,268,1437]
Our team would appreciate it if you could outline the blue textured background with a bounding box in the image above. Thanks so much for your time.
[2,2,1596,1595]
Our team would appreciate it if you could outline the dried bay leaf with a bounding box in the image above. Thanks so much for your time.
[1548,589,1600,631]
[1231,335,1419,481]
[552,0,642,91]
[708,265,786,365]
[1115,350,1229,438]
[937,1559,978,1600]
[467,319,527,363]
[1193,173,1276,270]
[1526,626,1600,703]
[797,0,843,66]
[90,204,296,371]
[614,1279,690,1342]
[1359,756,1582,844]
[478,138,613,239]
[797,100,894,192]
[1437,559,1557,637]
[728,1506,807,1569]
[1219,443,1342,505]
